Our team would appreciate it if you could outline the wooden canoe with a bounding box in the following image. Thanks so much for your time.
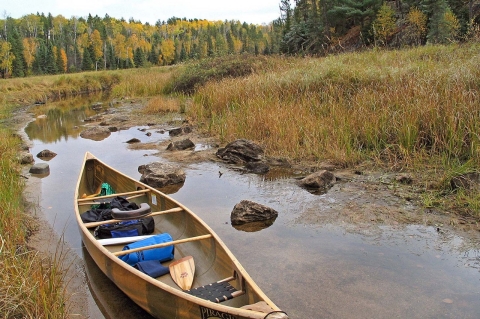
[74,152,289,319]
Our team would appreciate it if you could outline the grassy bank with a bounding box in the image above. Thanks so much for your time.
[169,46,480,219]
[0,66,176,318]
[0,118,68,317]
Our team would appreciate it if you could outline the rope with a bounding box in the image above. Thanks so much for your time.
[264,310,288,318]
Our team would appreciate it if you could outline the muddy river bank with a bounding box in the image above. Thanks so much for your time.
[11,97,480,318]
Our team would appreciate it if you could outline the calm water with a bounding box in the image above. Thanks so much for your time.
[24,100,480,319]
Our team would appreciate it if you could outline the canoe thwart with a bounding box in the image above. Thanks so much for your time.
[78,193,148,206]
[113,234,213,257]
[77,189,150,203]
[84,207,183,228]
[112,203,151,220]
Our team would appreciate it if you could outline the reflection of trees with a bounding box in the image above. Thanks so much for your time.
[25,94,110,143]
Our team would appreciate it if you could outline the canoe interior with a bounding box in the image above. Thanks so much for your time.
[77,157,267,311]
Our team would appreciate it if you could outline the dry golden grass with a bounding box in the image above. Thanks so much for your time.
[143,96,181,114]
[0,128,68,318]
[189,44,480,168]
[111,66,174,98]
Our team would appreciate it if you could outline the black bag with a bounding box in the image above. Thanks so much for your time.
[81,196,141,223]
[94,217,155,239]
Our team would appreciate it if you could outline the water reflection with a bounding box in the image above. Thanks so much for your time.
[232,217,277,232]
[25,93,109,143]
[22,98,480,319]
[82,245,153,319]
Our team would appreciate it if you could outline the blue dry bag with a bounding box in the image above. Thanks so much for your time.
[119,233,174,266]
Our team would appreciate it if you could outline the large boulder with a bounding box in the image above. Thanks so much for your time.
[297,170,336,190]
[80,126,111,141]
[230,200,278,225]
[138,162,186,188]
[216,139,264,164]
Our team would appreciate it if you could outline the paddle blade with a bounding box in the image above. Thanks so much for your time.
[169,256,195,290]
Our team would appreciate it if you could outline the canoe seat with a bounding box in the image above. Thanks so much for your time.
[186,280,244,303]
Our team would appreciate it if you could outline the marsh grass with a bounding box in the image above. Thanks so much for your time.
[182,44,480,218]
[142,96,182,114]
[0,126,68,318]
[111,67,174,97]
[189,44,480,169]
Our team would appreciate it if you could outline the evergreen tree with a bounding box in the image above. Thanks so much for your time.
[82,45,94,70]
[45,42,57,74]
[7,22,26,77]
[133,47,145,67]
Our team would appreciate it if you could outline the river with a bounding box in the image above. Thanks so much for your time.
[22,97,480,319]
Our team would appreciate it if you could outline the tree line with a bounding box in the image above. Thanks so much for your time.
[1,0,479,78]
[277,0,480,54]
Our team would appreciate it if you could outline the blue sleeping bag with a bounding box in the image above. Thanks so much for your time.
[119,233,174,266]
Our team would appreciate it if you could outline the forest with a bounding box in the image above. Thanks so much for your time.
[1,0,479,78]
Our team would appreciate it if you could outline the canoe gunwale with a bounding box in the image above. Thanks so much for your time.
[74,152,285,319]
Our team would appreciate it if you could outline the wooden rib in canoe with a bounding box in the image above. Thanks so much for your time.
[74,152,288,319]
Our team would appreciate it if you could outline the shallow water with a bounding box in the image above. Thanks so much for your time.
[24,101,480,319]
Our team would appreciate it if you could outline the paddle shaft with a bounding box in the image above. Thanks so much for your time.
[84,207,183,228]
[113,234,213,257]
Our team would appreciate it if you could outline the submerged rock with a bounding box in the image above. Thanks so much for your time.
[80,127,111,141]
[230,200,278,225]
[138,162,186,188]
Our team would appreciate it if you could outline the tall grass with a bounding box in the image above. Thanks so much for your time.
[111,66,174,97]
[0,119,68,317]
[189,44,480,168]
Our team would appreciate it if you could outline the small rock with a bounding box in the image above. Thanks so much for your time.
[297,170,336,190]
[126,138,141,144]
[37,149,57,159]
[166,139,195,151]
[19,152,34,164]
[230,200,279,225]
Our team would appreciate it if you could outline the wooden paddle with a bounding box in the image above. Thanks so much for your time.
[169,256,195,290]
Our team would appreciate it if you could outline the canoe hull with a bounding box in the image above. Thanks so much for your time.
[75,152,287,319]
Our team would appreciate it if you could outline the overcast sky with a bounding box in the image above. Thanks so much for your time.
[3,0,282,25]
